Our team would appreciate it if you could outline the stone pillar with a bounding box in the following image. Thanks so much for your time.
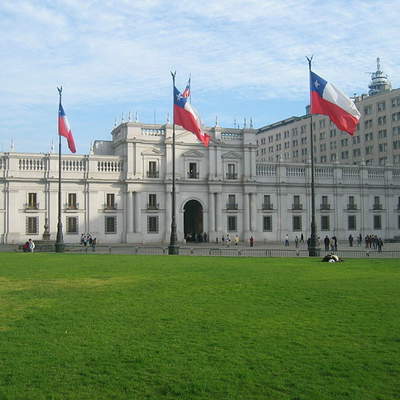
[134,192,141,233]
[215,193,222,233]
[243,193,250,234]
[165,190,171,241]
[208,191,215,232]
[250,193,257,232]
[127,191,133,233]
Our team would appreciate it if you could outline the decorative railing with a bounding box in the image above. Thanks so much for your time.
[262,203,273,210]
[226,203,238,210]
[97,161,123,172]
[368,169,384,179]
[347,204,357,210]
[342,167,360,178]
[226,172,238,180]
[187,172,199,179]
[373,204,383,210]
[256,164,276,176]
[104,203,117,210]
[292,204,303,210]
[19,158,46,171]
[147,171,159,178]
[320,204,331,210]
[147,203,159,210]
[316,167,333,177]
[63,159,86,171]
[142,128,165,136]
[286,167,305,177]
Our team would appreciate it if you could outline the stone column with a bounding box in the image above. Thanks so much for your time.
[208,191,215,232]
[165,190,171,241]
[134,192,141,233]
[215,193,222,233]
[127,191,133,233]
[250,193,257,232]
[243,193,250,233]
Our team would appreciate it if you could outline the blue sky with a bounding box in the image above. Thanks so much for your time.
[1,0,399,154]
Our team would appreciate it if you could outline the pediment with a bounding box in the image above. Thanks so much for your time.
[222,151,242,159]
[182,149,204,158]
[141,147,164,156]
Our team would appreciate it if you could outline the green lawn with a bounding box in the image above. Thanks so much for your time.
[0,254,399,400]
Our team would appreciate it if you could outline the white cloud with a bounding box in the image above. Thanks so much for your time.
[0,0,399,152]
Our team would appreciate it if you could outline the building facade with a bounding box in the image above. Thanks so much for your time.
[1,121,400,245]
[257,59,400,166]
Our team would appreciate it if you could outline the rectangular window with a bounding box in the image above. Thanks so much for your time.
[348,215,356,230]
[106,193,116,209]
[398,215,400,230]
[263,195,272,210]
[292,216,302,231]
[26,216,38,234]
[321,215,330,231]
[373,215,382,230]
[68,193,77,209]
[188,162,198,179]
[66,216,78,234]
[227,216,237,232]
[148,194,158,209]
[377,102,386,112]
[263,216,272,232]
[105,216,117,234]
[147,216,159,233]
[226,163,237,179]
[148,161,158,178]
[293,195,302,210]
[227,194,237,210]
[28,193,38,209]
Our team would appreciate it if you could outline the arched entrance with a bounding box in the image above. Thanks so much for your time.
[184,200,203,242]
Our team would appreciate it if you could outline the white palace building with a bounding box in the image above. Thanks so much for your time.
[1,119,400,245]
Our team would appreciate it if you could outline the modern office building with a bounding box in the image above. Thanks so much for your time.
[256,58,400,166]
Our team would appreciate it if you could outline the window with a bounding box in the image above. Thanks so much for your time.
[392,112,400,122]
[373,215,382,230]
[147,216,159,233]
[364,105,372,115]
[365,132,373,141]
[321,215,330,231]
[341,138,349,147]
[66,217,78,234]
[227,194,237,210]
[392,96,400,107]
[293,195,301,210]
[106,193,116,209]
[148,194,158,209]
[321,195,329,210]
[373,196,382,210]
[377,102,386,112]
[365,145,374,154]
[227,216,237,232]
[341,151,349,160]
[378,116,386,126]
[348,196,357,210]
[352,136,360,144]
[68,193,77,209]
[28,193,38,209]
[147,161,158,178]
[330,153,337,161]
[292,216,302,231]
[319,120,326,128]
[378,129,387,139]
[320,131,326,140]
[263,216,272,232]
[353,148,361,157]
[26,216,38,234]
[348,215,356,230]
[364,119,373,129]
[262,195,272,210]
[188,162,198,179]
[226,163,237,179]
[379,143,387,152]
[105,216,117,234]
[320,155,327,163]
[320,143,326,152]
[393,126,400,136]
[399,215,400,229]
[329,129,337,137]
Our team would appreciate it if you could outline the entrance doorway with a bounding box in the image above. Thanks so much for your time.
[184,200,203,242]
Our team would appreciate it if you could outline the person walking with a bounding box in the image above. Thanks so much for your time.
[234,234,239,246]
[348,234,353,247]
[295,235,299,248]
[249,236,254,247]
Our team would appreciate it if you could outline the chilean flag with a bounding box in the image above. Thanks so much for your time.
[310,71,360,135]
[174,86,210,147]
[58,103,76,153]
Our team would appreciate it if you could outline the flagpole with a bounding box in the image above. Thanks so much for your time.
[306,57,320,257]
[55,86,65,253]
[168,71,179,255]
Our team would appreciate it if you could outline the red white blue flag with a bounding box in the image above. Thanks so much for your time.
[174,86,210,147]
[58,103,76,153]
[310,71,360,135]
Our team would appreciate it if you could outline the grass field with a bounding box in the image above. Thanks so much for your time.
[0,254,399,400]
